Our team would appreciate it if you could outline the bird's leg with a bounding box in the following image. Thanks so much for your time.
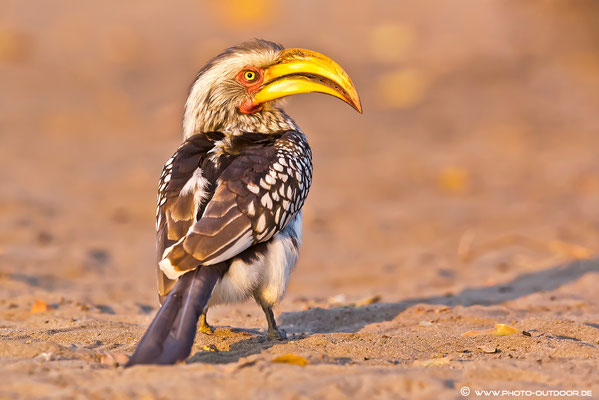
[261,304,287,340]
[199,311,214,335]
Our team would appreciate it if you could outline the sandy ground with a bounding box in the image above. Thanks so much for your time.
[1,1,599,399]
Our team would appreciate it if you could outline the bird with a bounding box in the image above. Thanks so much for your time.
[126,39,362,366]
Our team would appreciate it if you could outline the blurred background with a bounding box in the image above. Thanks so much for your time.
[1,0,599,308]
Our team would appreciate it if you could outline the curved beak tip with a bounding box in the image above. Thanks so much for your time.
[256,48,363,116]
[346,92,363,114]
[354,100,363,114]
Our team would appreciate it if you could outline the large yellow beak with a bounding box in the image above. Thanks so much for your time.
[254,48,362,113]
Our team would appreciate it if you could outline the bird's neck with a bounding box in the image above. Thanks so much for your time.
[183,106,299,140]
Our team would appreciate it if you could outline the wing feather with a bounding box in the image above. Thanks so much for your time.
[155,133,225,298]
[158,131,312,287]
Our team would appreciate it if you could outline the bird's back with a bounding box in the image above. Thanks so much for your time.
[155,130,312,300]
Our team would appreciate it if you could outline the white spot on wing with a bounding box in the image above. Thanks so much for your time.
[261,193,273,209]
[247,183,260,194]
[256,214,267,232]
[265,174,276,185]
[247,200,256,216]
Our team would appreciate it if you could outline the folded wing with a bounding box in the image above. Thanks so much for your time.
[158,130,312,281]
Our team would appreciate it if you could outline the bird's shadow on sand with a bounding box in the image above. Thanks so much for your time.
[187,329,281,365]
[187,257,599,364]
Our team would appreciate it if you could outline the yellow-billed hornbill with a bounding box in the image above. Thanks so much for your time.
[127,39,361,366]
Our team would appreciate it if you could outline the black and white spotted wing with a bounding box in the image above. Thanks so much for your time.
[155,131,226,297]
[157,130,313,286]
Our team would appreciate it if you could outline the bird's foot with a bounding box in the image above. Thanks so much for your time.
[199,322,214,335]
[199,314,214,335]
[266,328,287,341]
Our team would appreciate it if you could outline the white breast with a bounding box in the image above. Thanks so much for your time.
[207,212,303,308]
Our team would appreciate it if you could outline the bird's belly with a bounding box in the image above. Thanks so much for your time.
[207,212,302,308]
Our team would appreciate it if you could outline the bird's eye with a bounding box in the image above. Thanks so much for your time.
[243,70,257,82]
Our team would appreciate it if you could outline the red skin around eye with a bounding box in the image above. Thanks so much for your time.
[236,67,264,89]
[236,67,264,114]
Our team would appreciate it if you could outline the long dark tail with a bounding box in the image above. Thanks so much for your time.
[126,266,219,366]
